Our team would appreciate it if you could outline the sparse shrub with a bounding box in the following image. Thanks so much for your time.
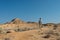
[42,34,50,38]
[27,27,33,30]
[44,30,53,34]
[4,38,10,40]
[43,24,48,26]
[0,29,5,34]
[14,27,36,32]
[14,28,20,32]
[0,27,2,30]
[0,27,3,34]
[53,25,57,30]
[6,31,11,33]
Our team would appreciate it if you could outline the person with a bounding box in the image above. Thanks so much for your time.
[39,18,42,28]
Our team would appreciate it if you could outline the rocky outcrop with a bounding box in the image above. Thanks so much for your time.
[11,18,25,24]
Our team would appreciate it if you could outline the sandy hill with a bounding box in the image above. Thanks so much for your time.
[0,18,38,30]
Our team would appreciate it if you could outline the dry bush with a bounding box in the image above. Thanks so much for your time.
[14,27,36,32]
[42,34,50,38]
[4,38,10,40]
[53,25,57,30]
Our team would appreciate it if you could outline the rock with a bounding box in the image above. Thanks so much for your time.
[11,18,24,24]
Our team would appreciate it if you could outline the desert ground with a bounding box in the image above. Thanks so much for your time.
[0,18,60,40]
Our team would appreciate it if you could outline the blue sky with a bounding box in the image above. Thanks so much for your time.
[0,0,60,23]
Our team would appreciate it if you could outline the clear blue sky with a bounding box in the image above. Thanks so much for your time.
[0,0,60,23]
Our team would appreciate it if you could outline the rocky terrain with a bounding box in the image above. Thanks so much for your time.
[0,18,60,40]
